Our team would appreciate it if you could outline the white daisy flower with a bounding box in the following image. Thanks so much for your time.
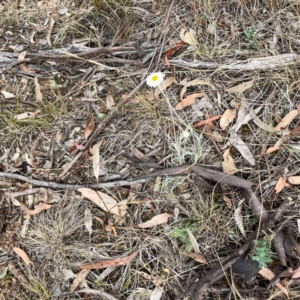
[146,72,165,88]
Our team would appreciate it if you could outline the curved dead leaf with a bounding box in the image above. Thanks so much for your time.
[21,202,53,215]
[165,40,185,68]
[137,213,173,228]
[220,108,237,130]
[186,252,208,264]
[265,138,283,155]
[222,148,238,174]
[275,110,299,131]
[34,77,42,102]
[229,132,255,166]
[13,247,32,266]
[106,94,115,110]
[70,269,90,293]
[78,188,119,215]
[154,76,175,97]
[180,28,198,46]
[193,114,222,128]
[180,79,215,100]
[258,267,290,300]
[288,176,300,185]
[18,51,34,73]
[186,227,200,253]
[175,92,205,110]
[226,79,255,94]
[77,252,138,270]
[275,175,291,194]
[84,117,95,140]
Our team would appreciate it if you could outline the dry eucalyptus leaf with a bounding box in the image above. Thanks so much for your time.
[77,252,138,270]
[70,269,90,293]
[274,110,299,131]
[186,252,208,264]
[226,79,255,94]
[288,176,300,185]
[175,92,205,110]
[13,247,32,266]
[18,51,34,73]
[137,213,173,228]
[222,195,232,209]
[220,109,237,130]
[84,117,95,140]
[78,188,119,215]
[92,139,104,180]
[154,76,175,96]
[34,77,43,102]
[106,94,115,110]
[229,132,255,166]
[180,28,198,46]
[234,199,246,237]
[186,228,200,253]
[258,268,290,300]
[180,79,215,100]
[275,175,291,194]
[222,148,238,174]
[15,112,36,120]
[1,90,16,99]
[84,207,93,236]
[265,138,283,155]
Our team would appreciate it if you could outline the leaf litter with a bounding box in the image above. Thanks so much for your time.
[2,1,300,299]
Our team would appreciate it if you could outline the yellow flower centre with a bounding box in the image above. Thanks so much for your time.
[152,75,159,82]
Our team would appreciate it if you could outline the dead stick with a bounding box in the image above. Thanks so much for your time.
[0,172,148,189]
[57,80,145,180]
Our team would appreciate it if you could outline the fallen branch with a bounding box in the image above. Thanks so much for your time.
[0,172,148,189]
[171,53,300,71]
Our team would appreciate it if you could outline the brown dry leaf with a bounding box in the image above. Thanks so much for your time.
[154,76,175,97]
[265,138,282,155]
[175,92,205,110]
[46,13,55,46]
[180,28,198,46]
[274,110,299,131]
[220,109,237,130]
[131,145,151,162]
[180,79,215,100]
[106,94,115,110]
[21,202,53,215]
[193,115,222,128]
[78,188,119,215]
[186,252,208,264]
[84,117,95,140]
[121,93,140,104]
[137,213,173,228]
[13,247,32,266]
[234,198,246,237]
[70,269,90,293]
[226,79,255,94]
[105,220,117,236]
[92,139,104,180]
[15,112,36,120]
[165,40,185,68]
[18,51,34,73]
[77,252,138,270]
[258,267,290,300]
[275,175,291,194]
[222,195,232,209]
[34,77,43,102]
[288,176,300,185]
[222,148,238,174]
[93,216,104,227]
[151,1,161,15]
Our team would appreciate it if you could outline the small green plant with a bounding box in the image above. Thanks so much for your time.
[171,219,197,252]
[252,235,273,268]
[244,28,259,49]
